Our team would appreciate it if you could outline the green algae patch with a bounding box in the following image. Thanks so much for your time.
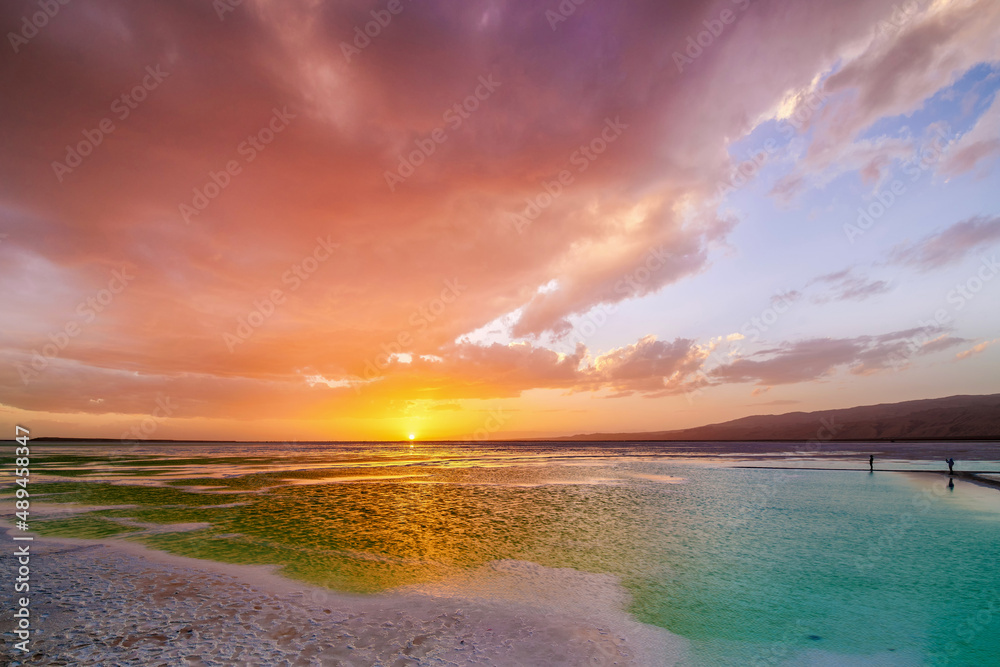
[135,529,454,595]
[33,515,138,539]
[27,481,255,507]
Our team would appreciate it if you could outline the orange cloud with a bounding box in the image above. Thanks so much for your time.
[2,0,997,439]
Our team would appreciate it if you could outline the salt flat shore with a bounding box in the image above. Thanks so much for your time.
[614,440,1000,461]
[0,532,686,666]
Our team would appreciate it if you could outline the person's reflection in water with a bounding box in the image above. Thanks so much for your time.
[948,477,955,490]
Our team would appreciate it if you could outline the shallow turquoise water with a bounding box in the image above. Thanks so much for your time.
[621,465,1000,665]
[14,442,1000,665]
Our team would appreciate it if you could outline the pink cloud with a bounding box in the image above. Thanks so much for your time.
[888,215,1000,270]
[955,338,1000,361]
[2,0,995,432]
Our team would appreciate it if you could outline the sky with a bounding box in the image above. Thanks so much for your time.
[1,0,999,441]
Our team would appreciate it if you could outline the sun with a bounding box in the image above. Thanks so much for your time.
[408,433,416,440]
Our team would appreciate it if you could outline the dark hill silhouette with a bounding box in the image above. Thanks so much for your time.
[556,394,1000,441]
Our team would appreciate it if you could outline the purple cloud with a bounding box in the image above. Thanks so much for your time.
[889,215,1000,270]
[809,268,893,302]
[710,327,947,386]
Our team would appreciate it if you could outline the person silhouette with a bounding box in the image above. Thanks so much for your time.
[869,455,874,472]
[947,458,954,475]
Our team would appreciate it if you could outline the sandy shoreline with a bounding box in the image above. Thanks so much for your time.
[0,530,687,666]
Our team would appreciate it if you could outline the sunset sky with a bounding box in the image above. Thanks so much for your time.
[2,0,999,441]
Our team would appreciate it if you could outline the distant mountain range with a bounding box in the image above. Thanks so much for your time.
[24,394,1000,443]
[555,394,1000,441]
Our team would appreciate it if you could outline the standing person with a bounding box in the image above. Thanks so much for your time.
[869,454,874,472]
[947,458,955,474]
